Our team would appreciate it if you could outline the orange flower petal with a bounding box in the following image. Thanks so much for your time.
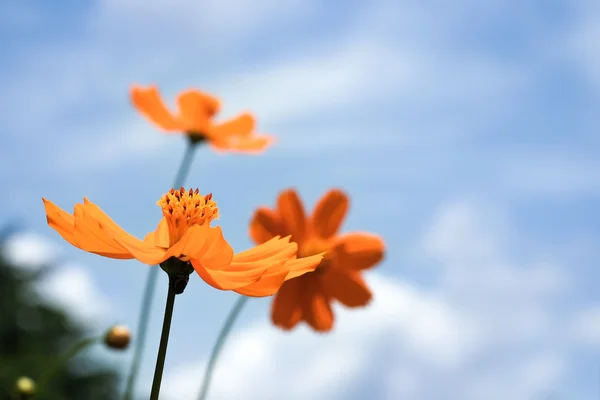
[311,189,349,239]
[131,86,183,131]
[83,198,146,243]
[79,199,167,265]
[249,207,284,245]
[178,89,220,117]
[332,233,385,271]
[109,223,231,267]
[230,236,295,264]
[98,225,167,265]
[211,113,255,138]
[277,189,307,242]
[234,244,318,297]
[302,279,334,332]
[184,225,234,271]
[44,198,134,259]
[143,217,170,248]
[191,259,269,291]
[42,198,78,248]
[210,135,274,154]
[321,270,372,307]
[271,279,302,330]
[283,254,325,280]
[73,204,133,259]
[211,237,300,296]
[177,90,219,133]
[232,264,288,297]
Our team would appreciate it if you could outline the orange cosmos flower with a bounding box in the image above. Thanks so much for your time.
[42,188,323,296]
[250,188,385,332]
[131,85,273,153]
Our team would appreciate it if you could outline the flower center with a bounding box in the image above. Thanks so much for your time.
[298,237,333,273]
[157,187,219,246]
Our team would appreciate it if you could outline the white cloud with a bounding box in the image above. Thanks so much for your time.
[498,153,600,196]
[3,232,111,324]
[35,263,111,323]
[422,201,569,350]
[53,118,178,172]
[159,200,583,400]
[567,0,600,89]
[422,201,509,265]
[4,232,61,270]
[215,41,414,123]
[95,0,313,41]
[570,305,600,347]
[161,275,473,400]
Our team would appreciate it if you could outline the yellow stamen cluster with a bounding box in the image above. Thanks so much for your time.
[157,188,219,245]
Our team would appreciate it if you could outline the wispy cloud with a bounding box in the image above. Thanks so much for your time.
[571,305,600,347]
[566,0,600,89]
[1,0,551,176]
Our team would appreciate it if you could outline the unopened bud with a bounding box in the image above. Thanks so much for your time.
[104,325,131,350]
[15,376,36,398]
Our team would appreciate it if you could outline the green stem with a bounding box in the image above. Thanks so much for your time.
[197,296,249,400]
[149,277,177,400]
[37,336,99,394]
[123,143,198,400]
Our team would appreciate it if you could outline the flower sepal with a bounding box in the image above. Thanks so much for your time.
[160,257,195,294]
[186,133,207,146]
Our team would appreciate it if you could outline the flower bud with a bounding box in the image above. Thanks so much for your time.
[104,325,131,350]
[15,376,36,398]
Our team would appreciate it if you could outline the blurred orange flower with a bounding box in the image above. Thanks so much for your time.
[43,188,323,297]
[131,85,273,153]
[250,188,385,332]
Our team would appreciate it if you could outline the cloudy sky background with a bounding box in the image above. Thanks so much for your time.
[1,0,599,399]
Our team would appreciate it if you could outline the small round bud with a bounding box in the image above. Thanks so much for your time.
[104,325,131,350]
[15,376,36,398]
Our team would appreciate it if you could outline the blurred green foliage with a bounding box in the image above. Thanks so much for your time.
[0,230,120,399]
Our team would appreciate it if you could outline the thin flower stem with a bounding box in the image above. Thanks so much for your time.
[172,141,198,190]
[122,267,157,400]
[123,142,198,400]
[149,278,177,400]
[36,336,99,395]
[197,296,249,400]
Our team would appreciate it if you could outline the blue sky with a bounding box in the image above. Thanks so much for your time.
[1,0,600,399]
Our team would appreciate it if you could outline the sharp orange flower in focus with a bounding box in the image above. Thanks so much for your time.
[42,188,323,296]
[131,85,273,153]
[250,188,386,332]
